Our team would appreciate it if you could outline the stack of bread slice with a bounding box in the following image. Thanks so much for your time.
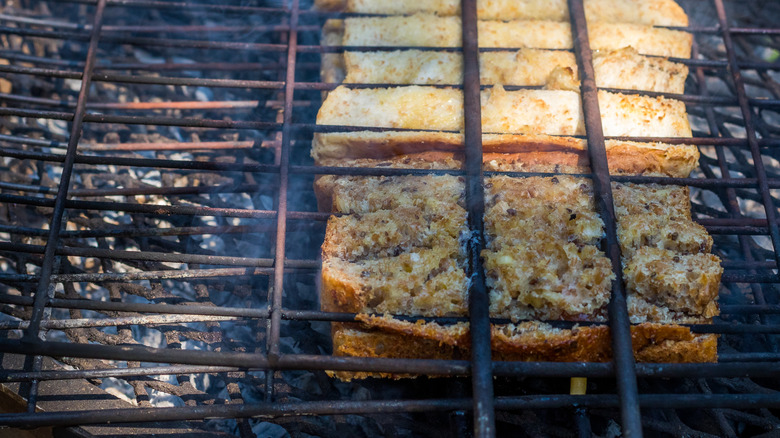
[314,0,722,380]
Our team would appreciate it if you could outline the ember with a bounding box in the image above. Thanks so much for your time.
[0,0,779,437]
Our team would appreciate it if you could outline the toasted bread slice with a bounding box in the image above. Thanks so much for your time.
[321,175,721,379]
[315,85,691,136]
[335,47,687,95]
[313,86,693,175]
[315,0,688,27]
[329,318,716,380]
[325,14,691,58]
[483,176,614,321]
[321,175,470,318]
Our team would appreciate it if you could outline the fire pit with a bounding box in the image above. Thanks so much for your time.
[0,0,779,436]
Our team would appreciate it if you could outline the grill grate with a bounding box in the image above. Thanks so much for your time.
[0,0,779,436]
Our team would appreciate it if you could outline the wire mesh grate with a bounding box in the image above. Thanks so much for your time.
[0,0,779,436]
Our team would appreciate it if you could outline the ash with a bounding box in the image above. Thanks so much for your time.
[0,0,779,437]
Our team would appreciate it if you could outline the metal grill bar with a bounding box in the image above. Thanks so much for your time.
[1,393,780,429]
[18,0,108,416]
[567,0,641,435]
[2,359,780,382]
[461,0,496,435]
[265,0,300,403]
[25,0,106,356]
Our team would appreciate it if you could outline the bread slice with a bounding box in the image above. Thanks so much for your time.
[592,47,689,94]
[314,0,688,27]
[330,318,716,380]
[313,85,694,176]
[321,175,720,379]
[315,85,691,137]
[482,176,722,324]
[335,47,687,94]
[322,209,469,317]
[320,175,470,317]
[325,14,692,58]
[313,134,699,178]
[482,176,613,322]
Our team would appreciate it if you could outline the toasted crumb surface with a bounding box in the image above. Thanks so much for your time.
[321,175,470,318]
[483,176,614,321]
[322,174,465,214]
[612,182,722,322]
[323,175,721,379]
[479,176,721,324]
[625,247,722,319]
[612,182,692,218]
[617,213,713,257]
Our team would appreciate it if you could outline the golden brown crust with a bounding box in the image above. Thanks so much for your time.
[631,323,718,363]
[312,133,699,190]
[329,323,467,380]
[328,320,716,380]
[356,314,471,347]
[313,142,698,181]
[491,323,613,362]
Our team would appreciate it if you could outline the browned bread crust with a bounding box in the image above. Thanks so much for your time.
[329,318,716,380]
[313,134,699,179]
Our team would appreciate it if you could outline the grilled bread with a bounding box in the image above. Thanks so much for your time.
[320,175,721,380]
[312,85,696,177]
[315,0,715,380]
[315,85,690,136]
[324,14,691,58]
[315,0,688,27]
[332,47,688,95]
[483,176,721,324]
[314,136,699,178]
